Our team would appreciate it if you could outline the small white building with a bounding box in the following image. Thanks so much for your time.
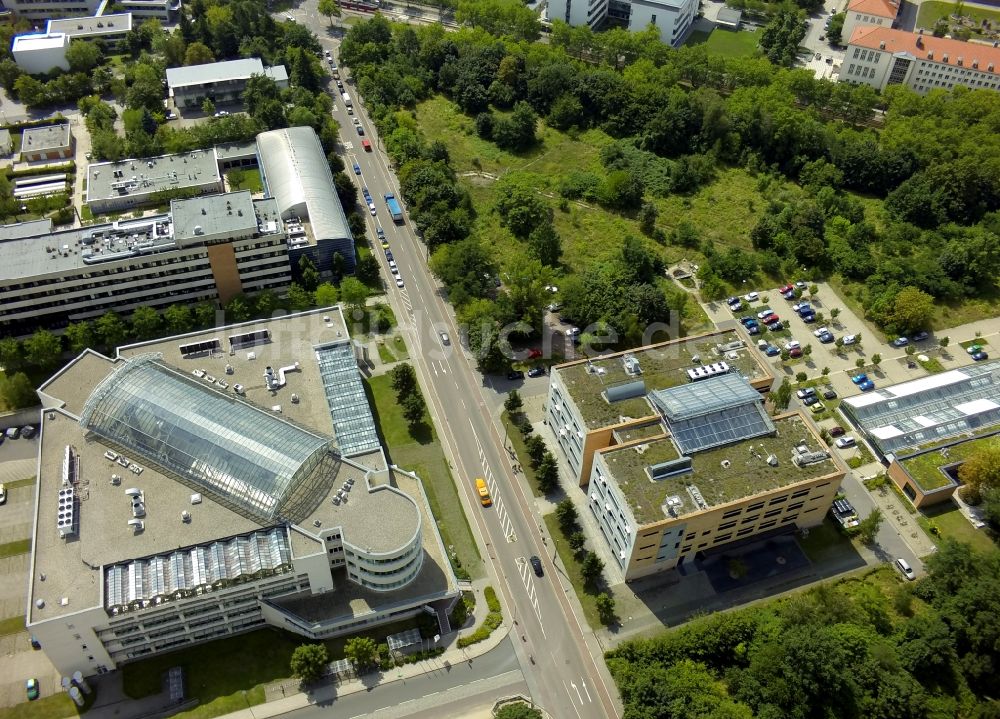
[626,0,698,47]
[11,33,70,75]
[547,0,609,29]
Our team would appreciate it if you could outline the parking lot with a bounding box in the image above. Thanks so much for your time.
[0,454,59,709]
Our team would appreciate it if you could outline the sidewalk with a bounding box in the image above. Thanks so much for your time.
[81,578,511,719]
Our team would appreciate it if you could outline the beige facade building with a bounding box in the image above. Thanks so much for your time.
[840,0,899,50]
[842,26,1000,94]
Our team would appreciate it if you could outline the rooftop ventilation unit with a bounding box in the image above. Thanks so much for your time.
[181,511,191,523]
[190,493,202,504]
[622,353,642,376]
[128,519,144,533]
[767,454,779,466]
[686,484,707,509]
[124,488,141,499]
[686,361,730,382]
[793,450,830,467]
[57,486,75,538]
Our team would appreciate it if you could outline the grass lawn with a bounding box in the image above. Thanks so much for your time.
[501,412,541,497]
[916,0,1000,31]
[918,501,996,554]
[376,335,408,364]
[365,374,482,579]
[960,338,990,350]
[226,168,264,193]
[0,693,78,719]
[798,517,856,563]
[543,513,601,628]
[0,615,25,636]
[0,539,31,559]
[686,27,761,58]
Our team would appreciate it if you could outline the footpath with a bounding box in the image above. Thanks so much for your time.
[80,577,511,719]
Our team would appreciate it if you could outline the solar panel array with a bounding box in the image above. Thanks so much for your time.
[649,373,774,454]
[104,527,291,610]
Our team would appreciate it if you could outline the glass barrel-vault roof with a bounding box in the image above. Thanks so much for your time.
[79,354,337,523]
[315,341,381,456]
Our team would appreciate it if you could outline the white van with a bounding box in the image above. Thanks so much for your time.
[895,558,915,581]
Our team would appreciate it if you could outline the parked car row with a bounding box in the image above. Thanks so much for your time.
[2,425,37,442]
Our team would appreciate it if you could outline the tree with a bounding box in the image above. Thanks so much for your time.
[354,255,380,287]
[0,337,23,372]
[344,636,379,671]
[494,174,549,239]
[569,532,586,553]
[830,308,841,321]
[340,277,369,318]
[596,593,617,626]
[298,255,321,291]
[556,497,578,534]
[254,290,279,317]
[391,362,417,397]
[225,296,251,323]
[871,353,882,369]
[130,306,162,340]
[314,282,339,307]
[290,643,329,682]
[23,329,63,371]
[581,551,604,586]
[958,441,1000,501]
[770,378,792,410]
[286,283,313,311]
[66,40,102,73]
[856,508,883,544]
[202,97,216,115]
[64,322,95,355]
[1,372,37,408]
[536,454,559,494]
[759,9,807,67]
[890,286,935,335]
[525,434,546,467]
[402,392,426,426]
[822,367,830,377]
[827,12,845,44]
[796,372,808,383]
[504,389,523,415]
[527,222,561,267]
[803,344,813,358]
[95,311,128,350]
[318,0,341,26]
[939,336,950,349]
[164,304,193,335]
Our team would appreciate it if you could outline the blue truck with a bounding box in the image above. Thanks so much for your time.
[384,193,403,224]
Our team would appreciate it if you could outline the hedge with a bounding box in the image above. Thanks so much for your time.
[457,611,503,648]
[485,585,501,613]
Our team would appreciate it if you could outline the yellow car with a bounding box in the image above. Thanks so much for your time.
[475,478,492,507]
[810,402,826,414]
[380,239,389,249]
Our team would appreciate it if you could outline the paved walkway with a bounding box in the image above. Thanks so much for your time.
[80,578,511,719]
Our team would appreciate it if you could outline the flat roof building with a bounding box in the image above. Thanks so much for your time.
[166,59,289,109]
[20,123,74,163]
[0,191,289,334]
[842,26,1000,94]
[584,373,842,580]
[841,359,1000,507]
[86,149,223,215]
[28,308,459,679]
[11,33,70,75]
[47,13,133,46]
[3,0,177,23]
[545,329,772,485]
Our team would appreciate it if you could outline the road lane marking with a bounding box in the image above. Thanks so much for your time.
[581,679,593,703]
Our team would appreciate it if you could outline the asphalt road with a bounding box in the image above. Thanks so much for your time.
[300,11,622,716]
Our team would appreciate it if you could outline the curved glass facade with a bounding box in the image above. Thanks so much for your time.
[80,355,338,522]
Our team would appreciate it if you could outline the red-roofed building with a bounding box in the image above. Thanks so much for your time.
[841,26,1000,94]
[841,0,900,48]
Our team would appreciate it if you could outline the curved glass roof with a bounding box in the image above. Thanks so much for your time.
[79,355,337,523]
